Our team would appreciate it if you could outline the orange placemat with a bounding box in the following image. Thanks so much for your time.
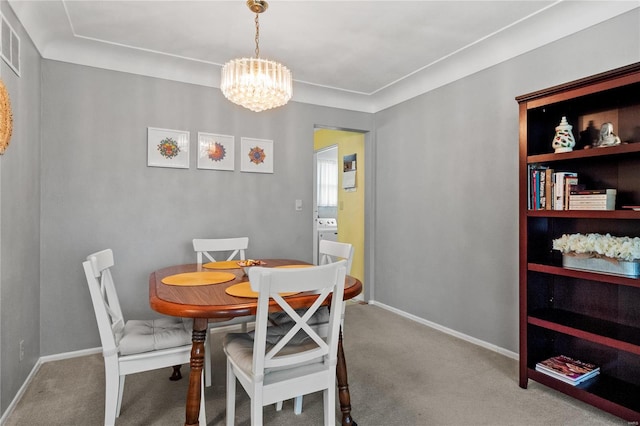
[275,264,314,269]
[202,261,241,270]
[162,271,236,286]
[225,282,299,298]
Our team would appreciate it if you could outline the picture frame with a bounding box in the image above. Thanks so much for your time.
[240,137,273,174]
[197,132,235,171]
[147,127,190,169]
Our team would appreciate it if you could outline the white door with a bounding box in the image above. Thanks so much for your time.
[312,145,338,264]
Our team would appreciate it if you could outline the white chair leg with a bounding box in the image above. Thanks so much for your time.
[116,375,125,417]
[241,322,248,332]
[226,361,236,426]
[250,397,262,426]
[103,361,119,426]
[205,327,212,387]
[294,395,303,415]
[275,401,283,411]
[323,386,335,426]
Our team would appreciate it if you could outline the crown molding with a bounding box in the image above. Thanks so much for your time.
[8,1,639,113]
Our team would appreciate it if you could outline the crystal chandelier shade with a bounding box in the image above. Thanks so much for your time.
[221,57,292,112]
[220,0,292,112]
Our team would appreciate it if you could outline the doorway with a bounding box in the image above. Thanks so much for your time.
[313,128,365,301]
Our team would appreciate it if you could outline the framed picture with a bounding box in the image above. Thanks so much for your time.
[240,137,273,174]
[147,127,190,169]
[197,132,235,171]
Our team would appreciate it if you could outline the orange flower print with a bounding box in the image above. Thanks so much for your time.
[207,142,226,162]
[248,146,266,165]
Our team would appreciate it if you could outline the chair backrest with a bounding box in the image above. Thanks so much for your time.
[248,261,346,376]
[319,240,353,275]
[82,249,124,357]
[192,237,248,265]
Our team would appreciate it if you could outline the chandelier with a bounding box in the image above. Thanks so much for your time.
[220,0,292,112]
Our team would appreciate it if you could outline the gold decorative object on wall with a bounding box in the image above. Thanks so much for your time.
[0,79,13,155]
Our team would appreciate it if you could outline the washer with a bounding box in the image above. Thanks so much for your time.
[317,218,338,264]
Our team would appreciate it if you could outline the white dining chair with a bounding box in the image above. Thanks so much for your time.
[223,260,347,426]
[192,237,255,387]
[272,239,354,414]
[82,249,206,426]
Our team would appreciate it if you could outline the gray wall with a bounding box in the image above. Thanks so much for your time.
[1,3,638,416]
[39,61,373,355]
[0,1,41,412]
[373,10,640,352]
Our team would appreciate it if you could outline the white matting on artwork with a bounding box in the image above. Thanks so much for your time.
[240,137,273,174]
[147,127,190,169]
[197,132,235,171]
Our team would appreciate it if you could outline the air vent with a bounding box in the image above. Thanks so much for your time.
[1,14,19,76]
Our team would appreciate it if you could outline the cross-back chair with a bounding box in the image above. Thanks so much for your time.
[82,249,205,426]
[273,239,354,414]
[192,237,255,387]
[223,260,347,426]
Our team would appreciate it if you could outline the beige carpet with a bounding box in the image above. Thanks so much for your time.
[4,304,627,425]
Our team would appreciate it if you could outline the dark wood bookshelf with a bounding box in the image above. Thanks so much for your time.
[527,210,640,219]
[527,263,640,288]
[528,369,640,418]
[529,309,640,354]
[518,62,640,422]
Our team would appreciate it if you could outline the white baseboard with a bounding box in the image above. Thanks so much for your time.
[39,347,102,363]
[368,300,519,361]
[0,347,102,424]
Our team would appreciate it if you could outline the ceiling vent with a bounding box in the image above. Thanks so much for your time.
[1,14,19,76]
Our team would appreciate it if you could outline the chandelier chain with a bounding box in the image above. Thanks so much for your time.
[254,13,260,58]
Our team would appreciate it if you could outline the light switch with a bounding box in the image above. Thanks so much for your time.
[295,199,303,211]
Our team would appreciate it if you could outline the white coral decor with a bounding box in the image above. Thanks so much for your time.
[553,233,640,262]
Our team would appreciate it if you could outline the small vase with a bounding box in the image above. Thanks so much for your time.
[552,116,576,153]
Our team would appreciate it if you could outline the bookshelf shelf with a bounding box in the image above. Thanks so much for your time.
[527,143,640,164]
[528,263,640,288]
[526,210,640,219]
[518,62,640,422]
[529,309,640,354]
[528,369,640,418]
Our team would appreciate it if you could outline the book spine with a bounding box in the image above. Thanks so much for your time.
[569,206,615,211]
[553,172,578,210]
[553,173,563,210]
[533,170,539,211]
[545,168,553,210]
[569,189,616,195]
[569,195,616,210]
[569,195,616,199]
[539,169,546,210]
[564,176,579,210]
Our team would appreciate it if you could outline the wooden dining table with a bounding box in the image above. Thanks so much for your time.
[149,259,363,426]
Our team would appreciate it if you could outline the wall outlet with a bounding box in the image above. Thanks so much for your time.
[19,340,24,362]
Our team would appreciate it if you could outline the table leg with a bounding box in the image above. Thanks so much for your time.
[336,326,357,426]
[185,318,207,426]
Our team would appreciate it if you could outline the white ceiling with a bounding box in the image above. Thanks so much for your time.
[7,1,639,112]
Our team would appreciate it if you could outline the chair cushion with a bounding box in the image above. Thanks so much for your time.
[119,317,192,355]
[268,306,330,327]
[224,332,322,375]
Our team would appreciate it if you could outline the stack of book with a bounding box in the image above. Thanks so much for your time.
[535,355,600,385]
[569,189,617,211]
[528,166,579,210]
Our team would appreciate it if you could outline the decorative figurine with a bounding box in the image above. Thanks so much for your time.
[552,116,576,153]
[596,122,621,147]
